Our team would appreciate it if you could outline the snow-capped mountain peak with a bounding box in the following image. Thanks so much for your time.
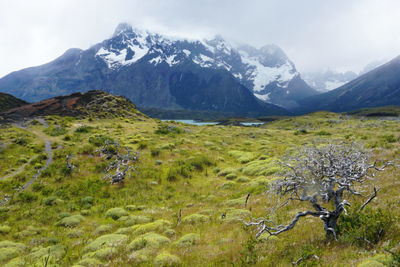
[233,44,299,97]
[112,22,134,37]
[93,23,317,108]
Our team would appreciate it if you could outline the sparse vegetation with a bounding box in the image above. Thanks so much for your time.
[0,111,399,266]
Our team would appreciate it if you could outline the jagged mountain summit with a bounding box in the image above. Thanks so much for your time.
[0,23,315,115]
[296,55,400,113]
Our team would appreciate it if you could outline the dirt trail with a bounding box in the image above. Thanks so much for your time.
[0,118,53,205]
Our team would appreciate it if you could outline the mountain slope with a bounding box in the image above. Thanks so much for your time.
[0,92,28,112]
[0,23,312,114]
[296,56,400,113]
[235,44,317,108]
[0,90,147,121]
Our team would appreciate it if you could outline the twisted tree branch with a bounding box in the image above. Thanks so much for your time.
[359,187,379,211]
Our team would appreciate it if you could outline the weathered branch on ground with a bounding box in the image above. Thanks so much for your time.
[96,139,120,160]
[292,255,319,266]
[101,143,139,184]
[66,154,75,171]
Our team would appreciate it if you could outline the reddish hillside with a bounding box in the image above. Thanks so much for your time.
[0,90,147,121]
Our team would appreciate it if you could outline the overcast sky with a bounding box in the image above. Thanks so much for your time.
[1,0,400,78]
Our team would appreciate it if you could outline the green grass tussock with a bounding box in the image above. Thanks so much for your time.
[128,232,171,251]
[0,112,399,265]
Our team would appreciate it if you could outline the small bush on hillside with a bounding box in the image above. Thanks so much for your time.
[56,215,84,228]
[154,252,181,266]
[150,147,161,157]
[88,134,114,147]
[167,164,192,181]
[75,125,92,133]
[189,155,214,171]
[294,129,308,135]
[381,134,397,143]
[83,234,128,253]
[105,208,128,220]
[155,124,183,135]
[61,165,73,176]
[13,137,29,145]
[45,126,67,136]
[338,206,394,248]
[182,214,209,224]
[128,232,171,251]
[17,191,38,203]
[138,140,148,150]
[315,130,332,136]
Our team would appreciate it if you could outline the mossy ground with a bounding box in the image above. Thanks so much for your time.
[0,112,399,266]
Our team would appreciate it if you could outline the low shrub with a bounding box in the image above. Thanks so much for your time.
[75,125,92,133]
[154,252,181,267]
[315,130,332,136]
[151,147,161,157]
[83,234,128,253]
[17,191,38,203]
[56,215,84,228]
[88,134,114,147]
[105,207,128,220]
[45,126,67,136]
[128,232,170,251]
[181,214,209,224]
[155,124,183,135]
[173,233,200,247]
[337,206,394,247]
[189,155,214,171]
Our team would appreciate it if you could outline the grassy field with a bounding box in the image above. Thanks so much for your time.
[0,112,399,266]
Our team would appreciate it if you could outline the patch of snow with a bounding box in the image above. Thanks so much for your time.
[182,49,191,57]
[149,56,162,65]
[127,45,149,63]
[96,42,149,69]
[193,54,215,68]
[201,40,216,53]
[96,29,151,69]
[96,47,126,69]
[254,93,271,102]
[277,82,290,88]
[233,73,243,80]
[166,54,179,66]
[215,41,232,55]
[217,62,232,71]
[200,54,214,63]
[239,50,297,92]
[75,53,82,66]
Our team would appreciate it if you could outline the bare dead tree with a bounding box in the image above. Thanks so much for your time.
[103,147,139,184]
[96,139,120,160]
[243,142,394,240]
[65,154,75,171]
